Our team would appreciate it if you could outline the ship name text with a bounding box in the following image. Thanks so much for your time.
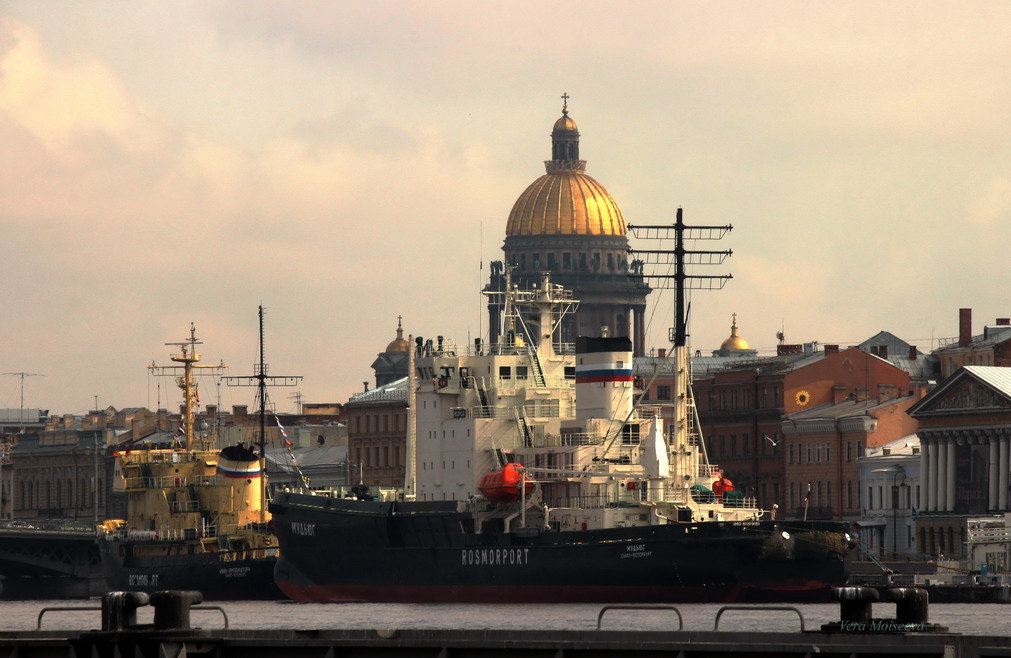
[620,543,652,559]
[291,522,316,537]
[128,573,159,587]
[461,548,530,566]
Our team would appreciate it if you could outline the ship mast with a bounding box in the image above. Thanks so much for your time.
[149,324,227,450]
[628,208,733,455]
[225,306,302,522]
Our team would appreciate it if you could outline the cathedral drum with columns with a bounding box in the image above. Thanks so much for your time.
[486,97,651,355]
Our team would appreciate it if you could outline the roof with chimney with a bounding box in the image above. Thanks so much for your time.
[936,325,1011,352]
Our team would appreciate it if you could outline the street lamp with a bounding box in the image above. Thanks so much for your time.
[873,464,907,559]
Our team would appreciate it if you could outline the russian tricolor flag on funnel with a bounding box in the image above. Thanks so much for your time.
[216,444,262,479]
[575,362,633,384]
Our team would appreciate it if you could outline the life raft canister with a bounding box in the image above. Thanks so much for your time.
[711,476,735,499]
[478,463,533,503]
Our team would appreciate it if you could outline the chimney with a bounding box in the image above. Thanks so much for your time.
[854,387,869,402]
[909,346,918,360]
[825,344,839,354]
[997,318,1011,326]
[657,348,666,358]
[878,383,897,403]
[959,308,972,346]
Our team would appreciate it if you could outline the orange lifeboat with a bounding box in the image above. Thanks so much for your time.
[478,463,533,503]
[711,476,735,499]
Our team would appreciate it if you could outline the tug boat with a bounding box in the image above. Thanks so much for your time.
[270,273,854,603]
[97,325,282,600]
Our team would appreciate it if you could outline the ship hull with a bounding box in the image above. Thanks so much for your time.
[98,538,283,601]
[270,493,852,603]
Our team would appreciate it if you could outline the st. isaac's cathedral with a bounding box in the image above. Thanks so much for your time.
[486,98,651,355]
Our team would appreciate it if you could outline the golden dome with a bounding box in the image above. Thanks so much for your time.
[506,97,626,237]
[720,314,750,351]
[506,171,626,236]
[553,114,578,131]
[384,318,409,353]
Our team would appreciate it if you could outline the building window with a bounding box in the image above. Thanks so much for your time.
[806,443,813,463]
[846,441,852,462]
[816,443,822,463]
[788,443,795,464]
[562,253,571,269]
[656,386,672,401]
[742,433,749,457]
[516,366,528,380]
[499,366,512,380]
[825,441,830,463]
[847,480,852,509]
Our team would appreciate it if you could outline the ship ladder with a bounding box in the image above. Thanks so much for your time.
[686,384,710,465]
[513,407,534,448]
[526,346,547,387]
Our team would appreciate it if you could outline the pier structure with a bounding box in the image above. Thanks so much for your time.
[7,587,1011,657]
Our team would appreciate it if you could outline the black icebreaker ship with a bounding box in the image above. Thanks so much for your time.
[271,274,854,602]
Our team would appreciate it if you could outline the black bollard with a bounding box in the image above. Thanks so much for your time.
[885,587,929,624]
[150,590,203,630]
[101,591,150,631]
[831,586,879,624]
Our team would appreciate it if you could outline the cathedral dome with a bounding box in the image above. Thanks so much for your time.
[506,171,626,236]
[506,100,626,237]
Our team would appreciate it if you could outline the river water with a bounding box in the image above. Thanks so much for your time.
[0,600,1005,635]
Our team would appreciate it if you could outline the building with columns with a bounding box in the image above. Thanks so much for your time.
[486,98,651,354]
[909,366,1011,560]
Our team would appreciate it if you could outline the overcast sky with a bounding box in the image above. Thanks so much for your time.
[1,1,1008,415]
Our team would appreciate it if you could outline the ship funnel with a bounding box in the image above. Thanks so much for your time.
[575,336,633,426]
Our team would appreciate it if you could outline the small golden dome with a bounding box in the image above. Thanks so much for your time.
[720,314,750,351]
[506,171,626,236]
[553,114,578,132]
[384,318,409,353]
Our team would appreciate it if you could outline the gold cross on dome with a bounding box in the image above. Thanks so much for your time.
[561,92,570,113]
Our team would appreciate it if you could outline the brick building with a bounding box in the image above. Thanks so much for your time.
[782,394,920,521]
[686,344,927,512]
[345,378,408,487]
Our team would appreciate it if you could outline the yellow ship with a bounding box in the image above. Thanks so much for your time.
[96,324,281,600]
